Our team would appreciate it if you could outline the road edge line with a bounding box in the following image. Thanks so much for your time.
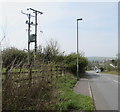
[88,79,97,111]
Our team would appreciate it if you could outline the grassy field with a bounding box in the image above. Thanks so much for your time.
[55,73,94,112]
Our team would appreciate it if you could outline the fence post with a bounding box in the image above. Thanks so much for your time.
[50,65,53,81]
[60,65,62,76]
[56,65,58,79]
[5,67,11,81]
[42,64,44,80]
[46,65,48,82]
[63,66,65,76]
[29,63,32,86]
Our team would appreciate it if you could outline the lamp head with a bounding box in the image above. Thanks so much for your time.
[77,18,83,21]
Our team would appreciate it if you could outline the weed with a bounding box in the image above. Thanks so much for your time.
[54,73,94,112]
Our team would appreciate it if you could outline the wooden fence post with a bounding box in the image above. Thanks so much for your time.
[50,65,53,81]
[29,64,32,86]
[56,65,58,79]
[60,65,62,76]
[45,65,48,82]
[42,64,44,80]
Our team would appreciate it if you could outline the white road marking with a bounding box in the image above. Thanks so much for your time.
[88,80,92,98]
[113,80,120,84]
[101,75,119,84]
[113,80,118,83]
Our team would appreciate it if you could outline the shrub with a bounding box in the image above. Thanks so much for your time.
[2,77,58,111]
[64,53,88,75]
[106,65,114,71]
[2,47,27,69]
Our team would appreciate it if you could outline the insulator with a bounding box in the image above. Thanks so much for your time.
[26,20,28,24]
[31,22,33,24]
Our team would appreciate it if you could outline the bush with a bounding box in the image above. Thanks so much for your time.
[2,78,58,110]
[64,53,88,75]
[106,65,114,71]
[2,47,27,68]
[43,39,60,62]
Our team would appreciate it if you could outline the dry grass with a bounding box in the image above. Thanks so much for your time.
[2,75,59,111]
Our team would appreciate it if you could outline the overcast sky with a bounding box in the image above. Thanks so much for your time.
[0,2,118,57]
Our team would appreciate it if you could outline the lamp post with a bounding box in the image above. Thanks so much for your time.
[77,18,82,81]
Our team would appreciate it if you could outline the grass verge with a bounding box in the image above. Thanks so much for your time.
[3,72,94,111]
[102,71,119,75]
[54,73,94,112]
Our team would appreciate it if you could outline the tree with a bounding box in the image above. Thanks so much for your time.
[43,39,60,62]
[64,53,88,74]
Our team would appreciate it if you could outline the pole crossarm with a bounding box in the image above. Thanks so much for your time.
[21,10,34,17]
[29,8,43,14]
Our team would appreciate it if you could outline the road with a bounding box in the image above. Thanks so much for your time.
[86,71,119,111]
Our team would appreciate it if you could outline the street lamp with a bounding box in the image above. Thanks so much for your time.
[77,18,82,81]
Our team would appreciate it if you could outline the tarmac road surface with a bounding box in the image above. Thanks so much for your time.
[86,71,119,111]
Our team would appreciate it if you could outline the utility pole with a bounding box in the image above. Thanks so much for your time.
[22,8,43,64]
[35,12,37,52]
[28,8,43,52]
[21,10,35,86]
[21,10,34,65]
[28,14,31,65]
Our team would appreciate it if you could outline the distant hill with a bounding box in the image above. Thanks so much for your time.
[86,57,116,62]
